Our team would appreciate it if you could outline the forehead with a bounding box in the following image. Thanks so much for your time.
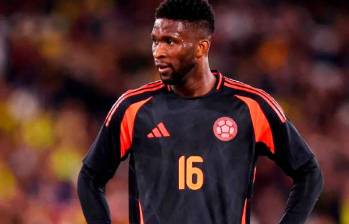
[152,18,189,37]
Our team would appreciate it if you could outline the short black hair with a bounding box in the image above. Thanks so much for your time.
[155,0,215,35]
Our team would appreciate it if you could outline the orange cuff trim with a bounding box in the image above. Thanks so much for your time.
[236,95,275,154]
[120,97,152,158]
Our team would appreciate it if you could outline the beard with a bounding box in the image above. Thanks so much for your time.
[160,61,196,85]
[160,71,185,85]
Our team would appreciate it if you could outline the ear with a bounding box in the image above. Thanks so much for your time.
[196,39,211,58]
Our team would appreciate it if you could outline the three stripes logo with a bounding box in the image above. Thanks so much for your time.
[147,122,170,138]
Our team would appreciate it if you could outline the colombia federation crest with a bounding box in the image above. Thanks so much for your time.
[213,117,238,141]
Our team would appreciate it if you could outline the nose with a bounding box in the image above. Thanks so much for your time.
[152,43,166,59]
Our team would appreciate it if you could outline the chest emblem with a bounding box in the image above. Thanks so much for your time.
[213,117,238,141]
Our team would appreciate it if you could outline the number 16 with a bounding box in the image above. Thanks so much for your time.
[178,156,204,190]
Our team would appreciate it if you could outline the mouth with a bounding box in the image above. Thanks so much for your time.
[155,62,172,73]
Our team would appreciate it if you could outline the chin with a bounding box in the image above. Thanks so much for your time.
[160,73,175,85]
[160,71,186,85]
[160,76,181,85]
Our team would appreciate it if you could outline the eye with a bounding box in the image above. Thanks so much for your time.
[152,39,159,46]
[151,36,158,45]
[165,38,174,45]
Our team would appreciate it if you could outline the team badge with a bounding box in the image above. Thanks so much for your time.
[213,117,238,142]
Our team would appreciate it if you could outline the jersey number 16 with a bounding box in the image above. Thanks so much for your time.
[178,156,204,190]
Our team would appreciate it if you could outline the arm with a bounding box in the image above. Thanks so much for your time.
[269,121,324,224]
[259,119,323,224]
[279,157,323,224]
[77,164,114,224]
[77,92,152,223]
[239,93,324,223]
[261,121,324,223]
[77,104,123,224]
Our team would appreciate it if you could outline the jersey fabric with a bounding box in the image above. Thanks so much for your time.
[83,72,314,224]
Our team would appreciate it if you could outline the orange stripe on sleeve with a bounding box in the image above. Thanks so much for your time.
[225,80,286,123]
[138,201,144,224]
[120,97,152,158]
[253,167,257,183]
[106,81,161,119]
[105,82,163,126]
[241,198,247,224]
[236,95,275,154]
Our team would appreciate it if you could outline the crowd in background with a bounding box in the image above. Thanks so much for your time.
[0,0,348,223]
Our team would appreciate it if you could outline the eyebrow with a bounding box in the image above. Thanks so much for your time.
[151,32,181,39]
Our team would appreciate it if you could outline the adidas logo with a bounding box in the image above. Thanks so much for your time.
[147,122,170,138]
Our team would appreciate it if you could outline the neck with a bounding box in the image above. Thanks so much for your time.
[171,59,215,97]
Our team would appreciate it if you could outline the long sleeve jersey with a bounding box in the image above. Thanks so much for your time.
[78,72,323,224]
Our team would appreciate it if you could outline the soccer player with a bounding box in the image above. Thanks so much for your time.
[77,0,323,223]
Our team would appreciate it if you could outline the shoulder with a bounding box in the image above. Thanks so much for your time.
[118,80,165,104]
[105,80,165,126]
[223,76,287,123]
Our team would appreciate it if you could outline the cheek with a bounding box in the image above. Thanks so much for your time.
[167,48,184,67]
[175,45,195,63]
[182,43,195,59]
[164,44,196,70]
[183,42,194,50]
[180,47,196,65]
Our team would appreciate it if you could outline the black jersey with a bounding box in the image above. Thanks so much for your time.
[83,72,314,224]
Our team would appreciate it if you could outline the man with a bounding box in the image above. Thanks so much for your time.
[77,0,323,223]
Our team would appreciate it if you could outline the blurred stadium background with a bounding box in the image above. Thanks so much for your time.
[0,0,348,223]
